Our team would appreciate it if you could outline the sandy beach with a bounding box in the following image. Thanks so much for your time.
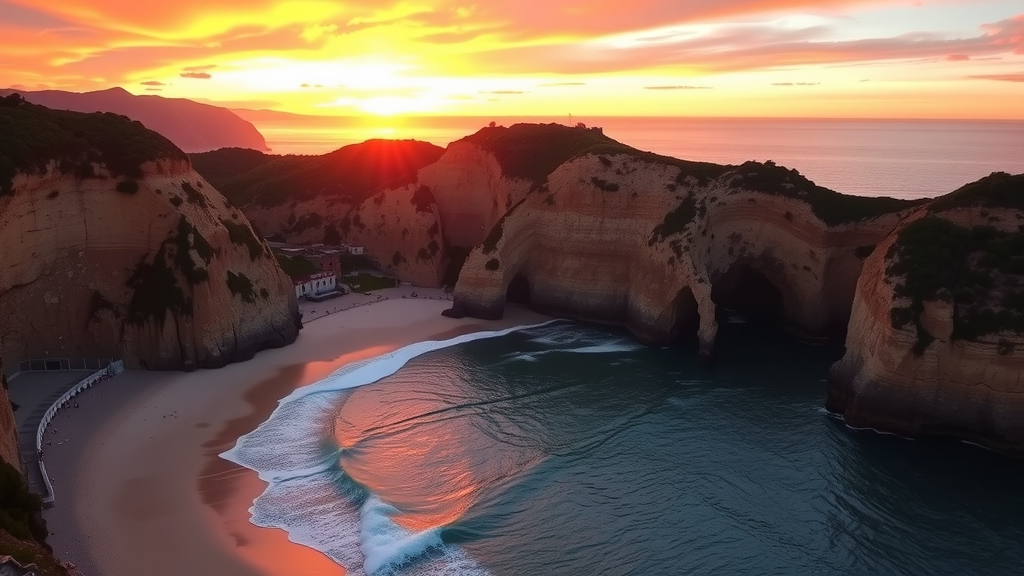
[41,288,547,576]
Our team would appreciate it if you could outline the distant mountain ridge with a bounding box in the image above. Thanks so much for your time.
[0,87,268,153]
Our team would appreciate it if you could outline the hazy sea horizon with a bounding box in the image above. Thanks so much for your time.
[247,115,1024,200]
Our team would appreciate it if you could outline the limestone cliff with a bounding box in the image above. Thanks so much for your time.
[827,173,1024,452]
[0,357,20,473]
[0,99,301,370]
[446,125,916,356]
[191,140,447,285]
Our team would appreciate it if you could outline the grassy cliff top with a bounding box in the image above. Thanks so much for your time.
[928,171,1024,213]
[0,94,185,196]
[724,160,925,226]
[887,214,1024,347]
[459,122,728,187]
[190,139,445,208]
[463,123,921,225]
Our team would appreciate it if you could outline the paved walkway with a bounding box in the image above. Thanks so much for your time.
[7,371,91,497]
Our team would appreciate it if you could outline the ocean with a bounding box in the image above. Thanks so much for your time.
[225,321,1024,576]
[251,116,1024,200]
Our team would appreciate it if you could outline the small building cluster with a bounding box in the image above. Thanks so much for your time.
[293,271,340,300]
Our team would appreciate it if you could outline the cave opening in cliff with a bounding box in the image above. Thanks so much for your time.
[672,287,701,338]
[712,265,786,328]
[506,273,531,305]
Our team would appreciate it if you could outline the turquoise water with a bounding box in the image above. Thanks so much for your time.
[226,320,1024,575]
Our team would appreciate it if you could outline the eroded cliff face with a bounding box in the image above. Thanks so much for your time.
[828,184,1024,452]
[415,140,531,248]
[448,153,906,355]
[0,160,301,370]
[238,183,449,286]
[0,357,21,472]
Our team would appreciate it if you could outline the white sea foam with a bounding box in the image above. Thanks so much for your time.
[222,319,557,575]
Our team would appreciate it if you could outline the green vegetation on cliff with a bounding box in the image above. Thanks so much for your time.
[0,94,185,196]
[928,171,1024,212]
[887,215,1024,349]
[275,254,318,279]
[221,219,265,260]
[460,123,726,188]
[0,459,66,576]
[226,271,257,303]
[125,245,192,326]
[728,160,923,226]
[190,140,444,208]
[342,273,396,292]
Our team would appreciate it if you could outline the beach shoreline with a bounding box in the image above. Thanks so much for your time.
[41,290,548,576]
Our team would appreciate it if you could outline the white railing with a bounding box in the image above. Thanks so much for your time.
[6,357,115,381]
[35,360,124,505]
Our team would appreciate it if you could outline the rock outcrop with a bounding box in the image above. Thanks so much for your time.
[827,173,1024,452]
[445,124,916,356]
[191,140,448,285]
[1,87,268,153]
[0,98,300,370]
[0,357,20,473]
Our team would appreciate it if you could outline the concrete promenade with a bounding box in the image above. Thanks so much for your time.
[7,371,91,497]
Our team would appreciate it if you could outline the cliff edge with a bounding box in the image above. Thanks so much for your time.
[445,124,917,357]
[827,172,1024,452]
[0,95,301,370]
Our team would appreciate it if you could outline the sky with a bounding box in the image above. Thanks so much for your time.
[2,0,1023,119]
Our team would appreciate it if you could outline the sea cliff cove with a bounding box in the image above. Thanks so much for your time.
[2,3,1024,574]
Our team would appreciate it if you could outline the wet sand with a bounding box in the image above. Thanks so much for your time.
[42,296,547,576]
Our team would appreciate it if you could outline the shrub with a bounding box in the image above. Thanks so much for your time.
[275,254,318,279]
[411,185,436,213]
[221,219,264,260]
[0,459,47,545]
[115,179,139,194]
[392,251,405,266]
[125,246,191,326]
[181,181,207,207]
[172,217,213,285]
[590,177,620,192]
[887,216,1024,346]
[226,271,256,303]
[649,196,697,244]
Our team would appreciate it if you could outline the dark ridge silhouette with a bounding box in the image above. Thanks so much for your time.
[190,139,445,208]
[0,87,267,153]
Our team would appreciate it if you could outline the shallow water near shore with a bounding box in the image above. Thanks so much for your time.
[226,320,1024,575]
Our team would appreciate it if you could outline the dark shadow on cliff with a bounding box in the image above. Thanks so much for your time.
[712,264,786,328]
[506,273,532,305]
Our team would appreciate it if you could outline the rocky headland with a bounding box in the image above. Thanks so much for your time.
[0,95,301,371]
[0,87,268,153]
[441,124,919,355]
[827,172,1024,453]
[194,121,1022,453]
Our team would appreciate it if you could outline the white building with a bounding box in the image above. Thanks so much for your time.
[294,271,337,299]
